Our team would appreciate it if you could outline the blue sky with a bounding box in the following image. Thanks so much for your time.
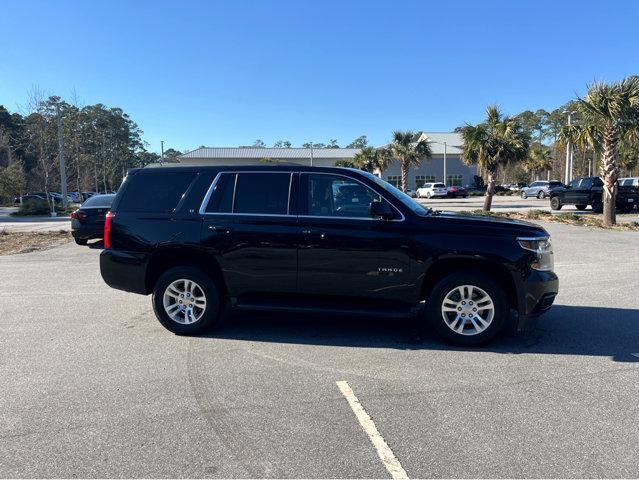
[1,0,638,153]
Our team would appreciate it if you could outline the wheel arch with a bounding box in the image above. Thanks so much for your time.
[145,247,227,296]
[420,257,518,311]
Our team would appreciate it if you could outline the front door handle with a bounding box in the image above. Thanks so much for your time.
[209,225,232,234]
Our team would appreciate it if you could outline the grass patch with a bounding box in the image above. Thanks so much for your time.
[457,209,639,231]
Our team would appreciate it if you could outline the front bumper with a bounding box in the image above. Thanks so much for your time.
[514,269,558,332]
[100,249,149,295]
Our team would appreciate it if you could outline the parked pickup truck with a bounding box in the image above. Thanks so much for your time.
[549,176,639,213]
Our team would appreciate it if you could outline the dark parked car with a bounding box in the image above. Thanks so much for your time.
[14,194,46,204]
[446,186,468,198]
[100,166,558,346]
[71,194,115,245]
[549,176,639,213]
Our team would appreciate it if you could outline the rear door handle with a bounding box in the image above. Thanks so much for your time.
[209,225,232,233]
[301,228,325,239]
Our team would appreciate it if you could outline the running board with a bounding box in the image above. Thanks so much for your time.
[233,299,418,319]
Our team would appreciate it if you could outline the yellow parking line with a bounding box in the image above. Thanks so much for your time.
[336,380,409,480]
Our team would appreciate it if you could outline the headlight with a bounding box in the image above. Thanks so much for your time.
[518,236,554,271]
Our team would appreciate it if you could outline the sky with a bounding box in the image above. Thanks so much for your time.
[1,0,638,154]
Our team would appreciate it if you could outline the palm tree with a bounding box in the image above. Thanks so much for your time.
[352,146,390,173]
[523,147,553,180]
[458,106,530,211]
[565,78,639,225]
[387,131,432,192]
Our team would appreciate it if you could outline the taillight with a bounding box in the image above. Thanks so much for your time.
[71,211,86,220]
[104,211,114,249]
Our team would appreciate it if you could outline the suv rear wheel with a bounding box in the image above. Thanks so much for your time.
[520,191,528,199]
[423,271,508,346]
[537,191,546,199]
[152,267,222,335]
[550,196,562,210]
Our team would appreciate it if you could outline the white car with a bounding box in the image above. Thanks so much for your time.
[416,182,447,198]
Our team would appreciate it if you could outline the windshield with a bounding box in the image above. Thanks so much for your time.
[356,170,431,216]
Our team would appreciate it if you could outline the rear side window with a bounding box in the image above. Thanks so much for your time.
[118,172,197,213]
[234,173,290,214]
[206,172,291,215]
[579,178,593,189]
[434,183,445,188]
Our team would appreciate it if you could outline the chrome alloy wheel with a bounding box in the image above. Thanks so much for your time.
[163,279,207,324]
[441,285,495,336]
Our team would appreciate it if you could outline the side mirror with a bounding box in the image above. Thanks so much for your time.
[369,201,394,220]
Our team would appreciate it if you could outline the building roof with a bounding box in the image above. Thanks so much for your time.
[179,147,361,160]
[416,132,464,155]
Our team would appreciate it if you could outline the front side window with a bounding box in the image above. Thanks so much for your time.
[569,179,580,188]
[306,174,385,219]
[206,172,291,215]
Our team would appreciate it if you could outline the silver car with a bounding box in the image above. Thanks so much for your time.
[521,180,564,199]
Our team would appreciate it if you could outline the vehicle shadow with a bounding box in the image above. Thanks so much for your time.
[207,304,639,363]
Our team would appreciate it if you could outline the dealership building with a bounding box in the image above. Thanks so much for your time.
[177,132,477,189]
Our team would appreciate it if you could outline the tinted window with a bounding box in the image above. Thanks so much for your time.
[307,174,383,218]
[82,194,115,208]
[118,172,196,213]
[433,183,445,188]
[549,181,563,187]
[593,177,604,187]
[206,173,235,213]
[579,178,593,189]
[233,173,291,215]
[569,179,580,188]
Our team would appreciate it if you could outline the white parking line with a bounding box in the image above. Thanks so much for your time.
[336,380,409,480]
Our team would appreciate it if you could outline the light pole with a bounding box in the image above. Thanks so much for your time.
[55,103,68,210]
[427,140,448,184]
[160,140,165,165]
[310,142,314,166]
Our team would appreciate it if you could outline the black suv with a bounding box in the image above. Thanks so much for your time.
[549,176,639,213]
[100,165,558,345]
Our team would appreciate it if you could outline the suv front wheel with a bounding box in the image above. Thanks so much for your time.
[152,267,222,335]
[424,272,508,346]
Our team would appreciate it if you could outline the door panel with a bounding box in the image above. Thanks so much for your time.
[298,218,412,302]
[200,171,299,297]
[297,172,413,303]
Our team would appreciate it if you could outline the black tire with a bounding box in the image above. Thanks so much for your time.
[426,192,431,199]
[550,196,562,210]
[152,266,222,335]
[592,199,603,214]
[520,192,528,199]
[422,271,509,346]
[575,204,587,211]
[74,237,88,246]
[537,191,546,199]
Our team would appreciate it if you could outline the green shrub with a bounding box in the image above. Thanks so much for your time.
[18,199,52,215]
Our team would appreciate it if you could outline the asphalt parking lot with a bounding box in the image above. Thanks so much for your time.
[1,222,639,478]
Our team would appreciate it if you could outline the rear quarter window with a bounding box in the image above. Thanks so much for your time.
[118,172,197,213]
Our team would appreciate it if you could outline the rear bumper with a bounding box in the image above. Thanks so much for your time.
[71,226,103,240]
[100,249,148,295]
